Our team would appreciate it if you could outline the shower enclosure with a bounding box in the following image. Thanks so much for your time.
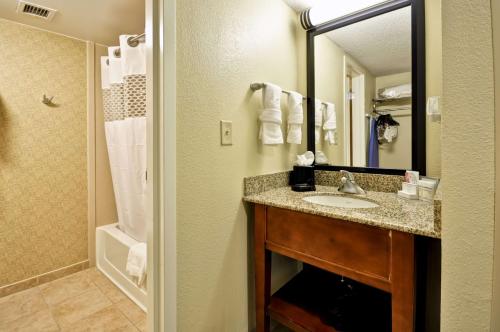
[96,33,148,310]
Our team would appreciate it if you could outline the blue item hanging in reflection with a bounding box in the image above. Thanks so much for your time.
[368,117,379,168]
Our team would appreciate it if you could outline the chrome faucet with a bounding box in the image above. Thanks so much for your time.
[338,170,366,195]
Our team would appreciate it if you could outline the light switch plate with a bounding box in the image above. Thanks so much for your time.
[220,120,232,145]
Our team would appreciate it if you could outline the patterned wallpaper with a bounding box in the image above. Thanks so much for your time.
[0,19,88,286]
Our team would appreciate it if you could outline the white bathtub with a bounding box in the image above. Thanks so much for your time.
[96,223,147,312]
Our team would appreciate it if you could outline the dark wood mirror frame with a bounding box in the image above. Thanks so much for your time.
[306,0,426,175]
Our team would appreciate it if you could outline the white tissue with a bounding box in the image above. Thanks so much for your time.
[315,151,329,165]
[295,151,315,166]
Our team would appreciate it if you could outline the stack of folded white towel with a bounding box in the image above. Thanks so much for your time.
[256,83,336,145]
[258,83,305,145]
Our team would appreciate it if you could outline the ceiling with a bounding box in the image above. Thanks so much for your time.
[282,0,412,77]
[327,6,411,76]
[0,0,145,45]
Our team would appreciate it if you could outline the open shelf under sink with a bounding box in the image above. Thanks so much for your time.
[268,267,391,332]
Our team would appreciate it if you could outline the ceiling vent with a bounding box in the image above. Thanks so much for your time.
[16,1,57,21]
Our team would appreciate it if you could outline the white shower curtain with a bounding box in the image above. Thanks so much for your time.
[101,36,147,243]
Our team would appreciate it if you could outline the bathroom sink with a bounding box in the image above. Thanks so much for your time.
[302,195,379,209]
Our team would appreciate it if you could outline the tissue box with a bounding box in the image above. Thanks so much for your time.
[289,166,316,192]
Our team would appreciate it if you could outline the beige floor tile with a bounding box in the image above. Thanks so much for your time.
[85,268,106,283]
[51,287,112,328]
[87,269,128,303]
[0,287,48,324]
[60,306,138,332]
[114,297,146,325]
[134,316,147,332]
[39,270,94,305]
[0,308,59,332]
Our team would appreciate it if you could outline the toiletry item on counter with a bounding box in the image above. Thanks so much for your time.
[402,182,418,195]
[398,172,420,199]
[421,176,440,188]
[418,177,440,202]
[397,190,418,200]
[315,151,329,165]
[295,151,315,166]
[290,165,316,192]
[418,180,435,202]
[404,170,419,184]
[398,182,419,200]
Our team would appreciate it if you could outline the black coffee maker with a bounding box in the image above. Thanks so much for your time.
[289,166,316,192]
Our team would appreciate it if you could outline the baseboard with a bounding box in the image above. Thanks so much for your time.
[0,260,89,298]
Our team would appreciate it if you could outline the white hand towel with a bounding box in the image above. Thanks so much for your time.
[126,242,147,286]
[287,92,304,144]
[315,99,323,144]
[323,102,337,145]
[295,151,315,166]
[259,83,283,145]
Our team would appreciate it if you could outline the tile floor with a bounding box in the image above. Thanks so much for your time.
[0,268,146,332]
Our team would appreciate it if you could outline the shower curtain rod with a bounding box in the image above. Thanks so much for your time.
[128,33,146,46]
[112,33,146,58]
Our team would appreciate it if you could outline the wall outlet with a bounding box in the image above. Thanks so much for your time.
[220,120,232,145]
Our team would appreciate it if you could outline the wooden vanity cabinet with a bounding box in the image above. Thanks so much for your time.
[254,204,416,332]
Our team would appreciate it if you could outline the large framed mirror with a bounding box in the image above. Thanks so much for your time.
[304,0,425,175]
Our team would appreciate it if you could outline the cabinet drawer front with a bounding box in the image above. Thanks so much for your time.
[266,207,391,280]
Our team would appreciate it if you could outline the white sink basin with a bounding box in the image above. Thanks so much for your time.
[302,195,379,209]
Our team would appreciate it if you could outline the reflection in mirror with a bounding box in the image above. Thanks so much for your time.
[314,6,411,170]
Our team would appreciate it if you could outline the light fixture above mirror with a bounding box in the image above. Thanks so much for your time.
[299,0,390,30]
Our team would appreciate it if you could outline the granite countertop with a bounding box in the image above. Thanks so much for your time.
[244,185,441,238]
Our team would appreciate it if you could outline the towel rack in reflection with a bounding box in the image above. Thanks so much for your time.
[250,83,307,101]
[366,112,411,118]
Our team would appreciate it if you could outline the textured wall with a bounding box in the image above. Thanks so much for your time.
[0,20,88,286]
[176,0,305,330]
[441,0,495,330]
[425,0,442,177]
[492,0,500,329]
